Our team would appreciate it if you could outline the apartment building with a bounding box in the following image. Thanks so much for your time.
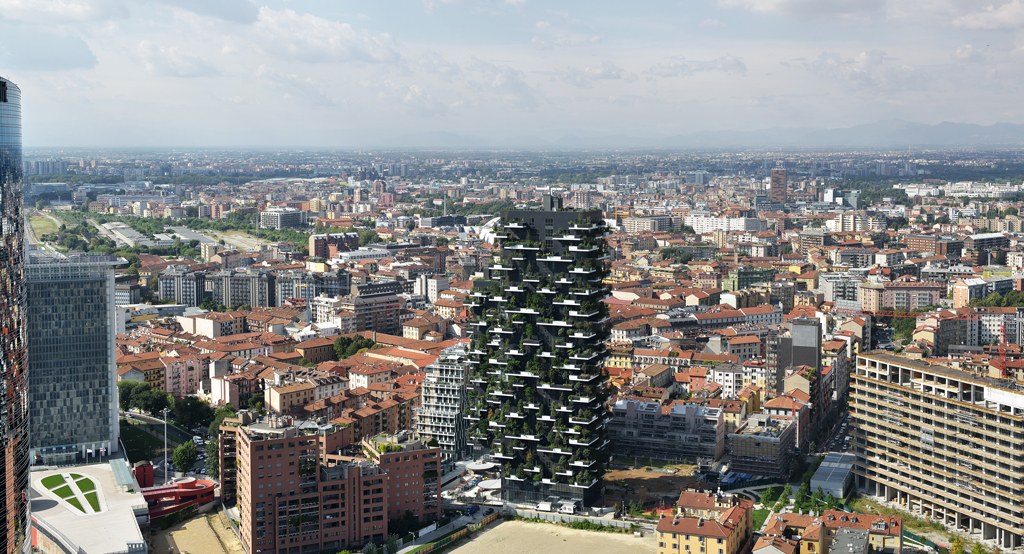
[158,264,206,306]
[851,352,1024,550]
[656,490,754,554]
[417,346,470,469]
[219,413,389,552]
[360,434,442,523]
[607,400,725,462]
[727,414,796,478]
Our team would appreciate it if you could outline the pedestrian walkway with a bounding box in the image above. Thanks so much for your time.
[398,514,473,553]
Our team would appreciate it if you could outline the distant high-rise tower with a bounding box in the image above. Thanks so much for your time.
[26,253,122,465]
[769,168,788,204]
[0,75,29,552]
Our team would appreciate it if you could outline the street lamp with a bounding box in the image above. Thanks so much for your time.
[162,407,171,485]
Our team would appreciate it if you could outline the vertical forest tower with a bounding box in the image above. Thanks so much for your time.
[466,196,610,507]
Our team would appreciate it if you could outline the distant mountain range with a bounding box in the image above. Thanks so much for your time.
[386,121,1024,150]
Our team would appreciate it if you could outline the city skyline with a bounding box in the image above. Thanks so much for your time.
[2,0,1024,147]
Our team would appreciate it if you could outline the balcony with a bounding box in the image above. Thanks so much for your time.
[538,256,572,263]
[568,245,600,253]
[569,436,599,447]
[553,234,581,241]
[569,310,599,318]
[570,396,596,404]
[569,415,598,425]
[569,374,599,383]
[570,460,596,468]
[539,383,573,392]
[506,434,541,442]
[537,447,572,456]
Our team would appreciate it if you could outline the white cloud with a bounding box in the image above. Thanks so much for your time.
[531,16,601,49]
[561,61,634,87]
[954,43,983,61]
[254,8,401,64]
[468,59,540,109]
[803,50,923,92]
[137,40,217,77]
[0,0,128,23]
[150,0,257,23]
[700,18,726,29]
[718,0,885,18]
[954,0,1024,29]
[649,55,747,77]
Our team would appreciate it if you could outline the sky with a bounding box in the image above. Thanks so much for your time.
[2,0,1023,147]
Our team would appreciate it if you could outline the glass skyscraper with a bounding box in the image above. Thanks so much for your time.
[0,76,29,553]
[26,253,122,466]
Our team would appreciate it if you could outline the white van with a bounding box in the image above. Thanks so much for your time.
[535,501,554,512]
[558,501,579,515]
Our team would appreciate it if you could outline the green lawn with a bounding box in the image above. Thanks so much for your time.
[74,477,96,493]
[84,491,100,512]
[65,497,85,513]
[50,485,73,500]
[752,509,770,531]
[40,475,65,490]
[120,419,164,462]
[29,215,58,237]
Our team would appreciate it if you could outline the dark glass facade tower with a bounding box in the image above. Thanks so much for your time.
[0,76,29,552]
[26,253,121,466]
[466,197,611,507]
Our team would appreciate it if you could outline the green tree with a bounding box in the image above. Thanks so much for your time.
[247,394,264,412]
[760,486,778,507]
[117,381,148,411]
[892,317,917,342]
[333,335,376,360]
[205,440,220,477]
[173,396,215,431]
[970,543,987,554]
[172,440,198,473]
[950,537,965,554]
[358,230,379,246]
[208,404,237,438]
[132,387,172,415]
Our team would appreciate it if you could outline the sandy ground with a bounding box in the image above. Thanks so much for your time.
[449,520,655,554]
[206,230,270,251]
[151,512,245,554]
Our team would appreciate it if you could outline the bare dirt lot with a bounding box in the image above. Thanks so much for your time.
[604,465,697,506]
[151,512,244,554]
[449,520,655,554]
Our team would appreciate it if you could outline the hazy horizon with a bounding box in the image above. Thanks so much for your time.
[3,0,1023,148]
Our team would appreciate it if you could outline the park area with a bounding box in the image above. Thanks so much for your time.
[29,214,59,237]
[449,520,654,554]
[151,512,244,554]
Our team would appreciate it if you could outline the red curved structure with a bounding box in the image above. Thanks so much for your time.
[142,478,216,519]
